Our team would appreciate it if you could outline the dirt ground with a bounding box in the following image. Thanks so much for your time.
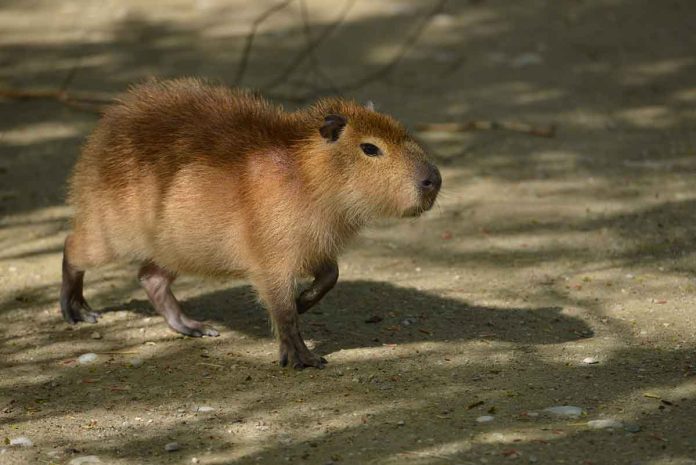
[1,0,696,464]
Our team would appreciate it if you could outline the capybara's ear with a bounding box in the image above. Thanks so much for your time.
[319,114,347,142]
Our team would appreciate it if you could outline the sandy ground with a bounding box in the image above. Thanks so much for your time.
[1,0,696,464]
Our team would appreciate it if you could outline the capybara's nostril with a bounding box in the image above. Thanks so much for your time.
[420,164,442,193]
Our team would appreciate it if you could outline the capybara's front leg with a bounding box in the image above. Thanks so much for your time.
[296,260,338,314]
[255,275,326,369]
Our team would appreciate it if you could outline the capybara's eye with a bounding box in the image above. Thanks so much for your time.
[360,143,382,157]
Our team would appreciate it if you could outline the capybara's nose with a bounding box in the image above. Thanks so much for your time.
[419,163,442,194]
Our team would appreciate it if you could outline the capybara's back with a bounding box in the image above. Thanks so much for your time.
[68,79,296,274]
[61,78,441,368]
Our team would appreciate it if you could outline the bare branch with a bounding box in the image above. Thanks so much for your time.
[234,0,295,87]
[262,0,355,93]
[334,0,448,92]
[0,88,113,113]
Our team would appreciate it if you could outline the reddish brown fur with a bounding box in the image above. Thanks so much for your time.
[62,78,440,368]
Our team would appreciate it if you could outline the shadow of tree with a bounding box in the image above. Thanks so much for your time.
[1,0,696,463]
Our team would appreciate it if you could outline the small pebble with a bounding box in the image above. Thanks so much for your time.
[192,458,199,464]
[587,418,623,429]
[165,442,181,452]
[511,52,543,67]
[624,423,641,433]
[582,357,599,365]
[129,358,144,368]
[91,332,102,340]
[528,455,538,463]
[543,406,583,417]
[10,436,33,447]
[397,420,405,426]
[476,415,495,423]
[69,456,102,465]
[78,353,98,364]
[195,406,215,413]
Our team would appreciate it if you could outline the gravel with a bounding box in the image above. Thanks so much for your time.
[78,353,98,364]
[587,418,623,429]
[165,442,181,452]
[9,436,33,447]
[543,406,583,418]
[69,456,102,465]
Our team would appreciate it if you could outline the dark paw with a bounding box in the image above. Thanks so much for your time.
[279,345,327,369]
[61,298,100,324]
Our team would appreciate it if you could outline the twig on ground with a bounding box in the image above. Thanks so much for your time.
[262,0,355,93]
[0,88,113,113]
[415,121,557,138]
[234,0,295,87]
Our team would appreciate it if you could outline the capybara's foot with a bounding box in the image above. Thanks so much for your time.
[61,296,101,324]
[167,316,220,337]
[279,335,326,369]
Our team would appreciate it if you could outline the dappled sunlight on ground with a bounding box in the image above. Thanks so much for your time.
[2,0,696,463]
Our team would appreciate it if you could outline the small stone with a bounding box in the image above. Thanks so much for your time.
[165,442,181,452]
[582,357,599,365]
[69,456,102,465]
[10,436,33,447]
[476,415,495,423]
[91,332,102,340]
[511,52,543,67]
[528,456,538,463]
[587,418,623,429]
[192,458,199,464]
[397,420,405,426]
[129,358,144,368]
[543,406,583,417]
[195,406,215,413]
[78,353,98,364]
[624,423,641,433]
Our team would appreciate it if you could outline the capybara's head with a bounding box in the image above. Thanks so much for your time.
[304,99,441,220]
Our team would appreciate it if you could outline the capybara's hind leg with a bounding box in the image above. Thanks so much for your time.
[60,234,100,324]
[138,262,219,337]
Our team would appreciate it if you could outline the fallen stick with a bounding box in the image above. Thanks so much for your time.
[0,88,113,113]
[415,121,556,138]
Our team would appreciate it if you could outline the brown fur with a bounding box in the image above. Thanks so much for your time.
[62,78,440,368]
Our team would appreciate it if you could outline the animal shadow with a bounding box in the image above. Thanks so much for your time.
[105,280,592,352]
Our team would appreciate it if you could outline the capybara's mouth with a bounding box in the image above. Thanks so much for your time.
[402,200,434,217]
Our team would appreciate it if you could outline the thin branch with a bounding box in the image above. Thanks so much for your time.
[294,0,343,94]
[262,0,355,93]
[234,0,295,87]
[58,57,83,93]
[333,0,448,92]
[415,121,557,138]
[0,88,113,113]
